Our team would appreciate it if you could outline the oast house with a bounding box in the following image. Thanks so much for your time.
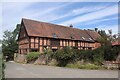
[18,18,101,54]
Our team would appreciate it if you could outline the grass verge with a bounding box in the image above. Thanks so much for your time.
[66,63,106,70]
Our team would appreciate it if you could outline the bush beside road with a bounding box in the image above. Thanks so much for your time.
[0,53,5,80]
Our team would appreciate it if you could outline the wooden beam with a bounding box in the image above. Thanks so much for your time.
[29,37,31,52]
[38,37,40,51]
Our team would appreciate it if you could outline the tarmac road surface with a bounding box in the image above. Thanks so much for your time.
[5,61,118,78]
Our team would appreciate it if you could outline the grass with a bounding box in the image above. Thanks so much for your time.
[66,63,105,70]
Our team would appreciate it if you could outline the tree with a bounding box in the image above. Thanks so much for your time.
[94,28,98,32]
[2,24,20,60]
[97,30,111,46]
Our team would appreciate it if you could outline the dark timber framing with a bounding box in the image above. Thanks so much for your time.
[18,18,101,54]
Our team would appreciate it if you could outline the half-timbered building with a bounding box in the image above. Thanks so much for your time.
[18,18,101,54]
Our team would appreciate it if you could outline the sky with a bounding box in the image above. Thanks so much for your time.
[0,1,119,40]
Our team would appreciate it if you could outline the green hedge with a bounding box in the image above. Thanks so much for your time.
[25,45,120,70]
[52,45,120,67]
[26,52,40,62]
[54,46,74,66]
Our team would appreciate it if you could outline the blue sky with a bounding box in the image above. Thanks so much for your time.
[1,1,119,40]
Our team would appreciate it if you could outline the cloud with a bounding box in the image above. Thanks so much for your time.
[0,2,3,40]
[2,0,120,2]
[2,2,33,31]
[84,25,118,34]
[50,4,110,22]
[3,3,34,23]
[97,25,118,34]
[2,2,72,33]
[60,4,118,26]
[2,2,33,15]
[72,5,107,15]
[2,2,118,40]
[84,17,118,25]
[22,3,72,20]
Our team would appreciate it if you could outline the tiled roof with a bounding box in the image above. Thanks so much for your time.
[22,18,100,42]
[85,30,101,41]
[112,40,120,46]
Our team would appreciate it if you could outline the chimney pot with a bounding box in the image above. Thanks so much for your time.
[69,24,73,28]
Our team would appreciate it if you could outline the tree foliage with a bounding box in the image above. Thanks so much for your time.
[54,46,74,66]
[97,30,111,46]
[0,53,5,80]
[97,29,119,46]
[2,24,20,60]
[52,45,120,67]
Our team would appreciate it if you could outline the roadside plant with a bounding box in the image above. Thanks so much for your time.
[66,63,104,70]
[0,53,5,80]
[54,46,74,66]
[43,47,54,64]
[43,47,53,57]
[26,52,40,63]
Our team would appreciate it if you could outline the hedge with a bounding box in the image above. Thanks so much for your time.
[26,52,40,62]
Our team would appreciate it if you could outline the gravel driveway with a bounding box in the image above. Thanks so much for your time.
[5,61,118,78]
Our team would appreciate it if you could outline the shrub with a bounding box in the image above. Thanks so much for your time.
[43,47,53,56]
[92,45,120,64]
[71,49,81,62]
[54,46,105,67]
[54,46,74,66]
[48,59,58,66]
[43,47,54,64]
[0,53,5,80]
[52,45,119,69]
[92,46,104,65]
[26,52,40,62]
[106,46,120,61]
[80,50,93,62]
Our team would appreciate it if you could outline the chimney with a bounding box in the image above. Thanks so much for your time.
[69,24,73,28]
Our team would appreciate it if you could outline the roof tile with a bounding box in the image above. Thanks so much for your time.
[22,18,100,42]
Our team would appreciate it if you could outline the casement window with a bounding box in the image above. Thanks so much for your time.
[52,49,58,52]
[52,33,57,38]
[51,39,60,46]
[75,41,78,47]
[88,47,92,50]
[83,47,85,50]
[30,48,39,52]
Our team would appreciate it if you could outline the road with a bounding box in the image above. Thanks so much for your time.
[5,61,118,78]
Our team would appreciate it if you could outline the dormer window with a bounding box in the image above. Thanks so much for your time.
[71,36,74,39]
[70,35,74,39]
[70,34,74,39]
[82,37,85,40]
[52,33,57,38]
[89,38,92,41]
